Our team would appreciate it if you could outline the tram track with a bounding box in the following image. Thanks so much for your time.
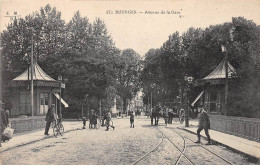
[132,128,164,165]
[132,127,194,165]
[132,125,234,165]
[174,127,234,165]
[157,127,194,165]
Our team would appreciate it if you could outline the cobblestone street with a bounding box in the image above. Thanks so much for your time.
[1,117,254,165]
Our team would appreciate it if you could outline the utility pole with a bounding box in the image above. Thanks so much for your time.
[85,94,89,119]
[184,85,189,127]
[224,45,228,116]
[58,76,62,118]
[150,92,153,113]
[31,34,34,116]
[222,26,234,116]
[60,80,62,118]
[99,99,101,119]
[184,76,194,127]
[0,46,2,109]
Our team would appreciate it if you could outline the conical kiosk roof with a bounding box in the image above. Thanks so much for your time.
[203,58,236,80]
[13,63,56,81]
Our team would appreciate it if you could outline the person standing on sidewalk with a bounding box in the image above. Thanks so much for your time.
[195,107,211,145]
[130,111,134,128]
[0,106,9,147]
[82,117,86,129]
[105,111,115,131]
[44,104,55,136]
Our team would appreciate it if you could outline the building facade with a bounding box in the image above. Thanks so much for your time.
[7,63,68,117]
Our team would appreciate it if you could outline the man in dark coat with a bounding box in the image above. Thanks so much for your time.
[195,107,211,145]
[130,111,134,128]
[44,104,55,135]
[0,106,9,147]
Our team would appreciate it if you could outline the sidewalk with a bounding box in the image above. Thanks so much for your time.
[0,121,83,152]
[179,119,260,162]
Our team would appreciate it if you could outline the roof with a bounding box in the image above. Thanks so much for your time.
[13,63,56,81]
[202,58,236,80]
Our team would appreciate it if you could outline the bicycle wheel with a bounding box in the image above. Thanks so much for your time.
[179,109,185,124]
[59,124,64,135]
[53,124,59,137]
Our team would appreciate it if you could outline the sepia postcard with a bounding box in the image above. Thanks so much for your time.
[0,0,260,166]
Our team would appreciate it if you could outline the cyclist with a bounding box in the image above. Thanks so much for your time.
[105,111,115,131]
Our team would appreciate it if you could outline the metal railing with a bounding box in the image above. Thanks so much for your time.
[209,115,260,142]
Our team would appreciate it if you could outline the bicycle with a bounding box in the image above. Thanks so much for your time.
[178,108,185,124]
[52,118,64,137]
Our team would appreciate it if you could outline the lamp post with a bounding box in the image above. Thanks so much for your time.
[184,75,194,127]
[221,26,235,116]
[85,94,89,119]
[58,76,62,119]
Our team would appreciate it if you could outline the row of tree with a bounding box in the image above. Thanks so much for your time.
[141,17,260,118]
[1,4,142,118]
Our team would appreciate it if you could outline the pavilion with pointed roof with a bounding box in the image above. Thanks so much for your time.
[7,63,68,117]
[192,58,236,114]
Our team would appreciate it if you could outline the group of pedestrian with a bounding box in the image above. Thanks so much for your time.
[148,103,211,145]
[81,110,115,131]
[43,102,211,145]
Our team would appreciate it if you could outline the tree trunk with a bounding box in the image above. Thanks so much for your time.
[123,98,128,116]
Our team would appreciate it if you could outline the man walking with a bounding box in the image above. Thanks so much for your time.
[44,104,55,136]
[105,111,115,131]
[195,106,211,145]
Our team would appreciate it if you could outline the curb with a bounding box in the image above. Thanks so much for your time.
[178,127,260,164]
[0,126,82,153]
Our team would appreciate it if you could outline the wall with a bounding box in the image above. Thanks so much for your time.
[10,86,59,117]
[9,116,46,134]
[210,114,260,142]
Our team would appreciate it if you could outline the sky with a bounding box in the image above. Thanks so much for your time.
[0,0,260,56]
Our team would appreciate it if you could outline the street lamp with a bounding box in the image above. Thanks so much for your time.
[58,76,62,119]
[221,25,235,116]
[184,75,194,127]
[85,94,89,119]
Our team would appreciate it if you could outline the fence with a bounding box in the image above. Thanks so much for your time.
[210,115,260,142]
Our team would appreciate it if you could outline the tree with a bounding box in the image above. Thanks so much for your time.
[116,49,142,114]
[1,4,66,81]
[63,14,120,117]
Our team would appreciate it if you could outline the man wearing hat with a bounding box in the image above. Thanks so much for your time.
[195,106,211,145]
[44,104,56,136]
